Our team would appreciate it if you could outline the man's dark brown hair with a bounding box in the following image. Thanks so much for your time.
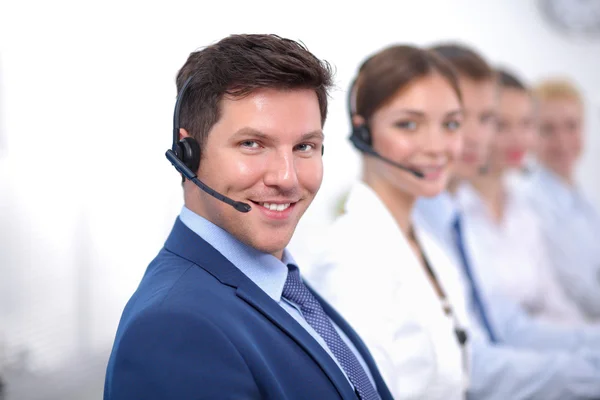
[354,45,462,122]
[430,43,495,82]
[496,68,528,91]
[176,34,334,152]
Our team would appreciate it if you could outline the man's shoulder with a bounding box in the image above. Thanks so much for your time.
[117,248,239,335]
[140,247,218,301]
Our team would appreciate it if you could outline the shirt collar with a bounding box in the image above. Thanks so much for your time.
[179,206,291,302]
[414,191,460,234]
[455,182,485,213]
[456,179,526,218]
[532,166,580,211]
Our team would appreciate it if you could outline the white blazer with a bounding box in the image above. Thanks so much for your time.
[307,181,471,400]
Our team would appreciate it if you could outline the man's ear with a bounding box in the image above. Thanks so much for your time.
[179,128,190,141]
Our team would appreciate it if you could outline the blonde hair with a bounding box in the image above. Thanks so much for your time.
[533,78,583,104]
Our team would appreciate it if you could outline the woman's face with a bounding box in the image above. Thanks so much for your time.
[488,87,536,172]
[535,97,583,181]
[366,73,463,198]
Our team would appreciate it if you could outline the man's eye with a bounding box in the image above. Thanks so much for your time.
[296,143,314,152]
[480,113,496,125]
[240,141,259,148]
[445,120,461,131]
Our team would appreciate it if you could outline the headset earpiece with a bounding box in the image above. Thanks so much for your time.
[176,136,201,174]
[167,73,251,212]
[351,124,372,147]
[345,77,424,178]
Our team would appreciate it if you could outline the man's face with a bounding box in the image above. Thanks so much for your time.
[489,88,536,172]
[452,77,497,180]
[185,88,324,259]
[535,97,583,181]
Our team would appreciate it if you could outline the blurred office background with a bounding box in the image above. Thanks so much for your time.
[0,0,599,398]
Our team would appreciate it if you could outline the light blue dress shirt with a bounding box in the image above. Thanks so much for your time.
[414,194,600,400]
[526,167,600,320]
[178,206,377,391]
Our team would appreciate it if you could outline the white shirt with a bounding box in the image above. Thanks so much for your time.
[525,167,600,321]
[456,181,586,326]
[306,181,470,400]
[415,193,600,400]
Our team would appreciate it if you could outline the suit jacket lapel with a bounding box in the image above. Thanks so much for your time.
[310,287,394,400]
[164,218,357,400]
[236,285,357,399]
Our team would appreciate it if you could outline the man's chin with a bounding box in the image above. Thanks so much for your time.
[452,167,479,182]
[252,237,293,259]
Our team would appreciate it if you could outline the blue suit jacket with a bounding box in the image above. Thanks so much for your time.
[104,218,393,400]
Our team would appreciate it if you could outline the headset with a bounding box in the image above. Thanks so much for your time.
[347,77,424,179]
[348,75,469,361]
[165,73,421,214]
[165,75,327,213]
[165,74,252,213]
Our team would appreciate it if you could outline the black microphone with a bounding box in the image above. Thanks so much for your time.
[166,150,252,213]
[349,135,425,179]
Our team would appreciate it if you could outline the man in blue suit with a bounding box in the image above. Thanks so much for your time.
[104,34,392,400]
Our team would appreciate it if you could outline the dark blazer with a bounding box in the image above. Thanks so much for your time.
[104,218,393,399]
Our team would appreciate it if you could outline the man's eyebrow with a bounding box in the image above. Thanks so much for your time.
[231,127,271,141]
[299,130,325,141]
[231,127,324,142]
[445,109,464,118]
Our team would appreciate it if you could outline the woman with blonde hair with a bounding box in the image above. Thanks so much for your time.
[527,78,600,320]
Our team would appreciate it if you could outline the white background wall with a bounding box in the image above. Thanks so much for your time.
[1,0,599,373]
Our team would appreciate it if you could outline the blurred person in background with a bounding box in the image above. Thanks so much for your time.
[454,68,587,326]
[415,43,600,400]
[104,34,393,400]
[308,44,472,400]
[526,78,600,321]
